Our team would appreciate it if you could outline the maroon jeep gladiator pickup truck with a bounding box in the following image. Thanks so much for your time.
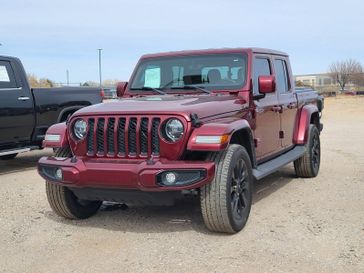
[38,48,323,233]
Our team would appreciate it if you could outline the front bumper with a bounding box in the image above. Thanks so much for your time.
[38,156,215,191]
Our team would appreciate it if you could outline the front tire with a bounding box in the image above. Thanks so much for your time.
[45,147,102,219]
[294,124,321,178]
[200,144,253,233]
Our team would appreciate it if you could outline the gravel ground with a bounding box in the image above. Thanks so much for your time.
[0,96,363,273]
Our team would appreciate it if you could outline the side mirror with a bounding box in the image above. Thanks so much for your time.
[116,81,128,97]
[258,75,275,93]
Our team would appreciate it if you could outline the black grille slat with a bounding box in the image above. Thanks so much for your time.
[128,118,137,155]
[87,118,95,154]
[140,118,149,154]
[107,118,115,154]
[97,118,105,154]
[117,118,126,155]
[86,116,162,158]
[152,118,160,155]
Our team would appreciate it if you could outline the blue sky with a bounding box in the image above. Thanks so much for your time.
[1,0,363,84]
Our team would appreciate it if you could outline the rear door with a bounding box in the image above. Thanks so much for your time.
[252,56,282,160]
[273,57,297,149]
[0,60,35,145]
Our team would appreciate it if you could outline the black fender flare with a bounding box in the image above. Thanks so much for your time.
[187,119,257,167]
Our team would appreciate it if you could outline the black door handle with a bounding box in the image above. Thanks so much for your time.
[271,105,283,113]
[287,102,296,109]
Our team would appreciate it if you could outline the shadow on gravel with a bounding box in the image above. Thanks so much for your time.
[44,165,297,235]
[253,165,296,204]
[0,149,52,175]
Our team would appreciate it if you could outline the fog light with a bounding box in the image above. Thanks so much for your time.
[157,170,207,187]
[55,168,63,180]
[164,172,177,185]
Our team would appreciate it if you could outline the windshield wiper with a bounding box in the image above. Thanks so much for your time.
[160,80,175,89]
[170,85,211,94]
[130,86,166,95]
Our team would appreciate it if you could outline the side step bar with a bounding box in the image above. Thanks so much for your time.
[0,146,39,157]
[253,146,305,180]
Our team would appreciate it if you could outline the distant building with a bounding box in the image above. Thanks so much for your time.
[294,73,335,89]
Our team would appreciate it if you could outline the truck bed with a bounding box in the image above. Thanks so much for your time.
[32,87,102,125]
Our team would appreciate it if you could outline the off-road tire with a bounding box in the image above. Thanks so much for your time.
[294,124,321,178]
[45,147,102,219]
[200,144,253,233]
[0,153,17,160]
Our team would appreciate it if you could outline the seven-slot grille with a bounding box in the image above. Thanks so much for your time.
[86,116,160,157]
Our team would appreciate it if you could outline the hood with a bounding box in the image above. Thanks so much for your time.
[74,94,245,120]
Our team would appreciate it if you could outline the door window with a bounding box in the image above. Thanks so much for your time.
[274,59,290,93]
[253,58,271,94]
[0,61,17,89]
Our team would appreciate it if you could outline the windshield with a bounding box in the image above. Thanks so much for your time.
[130,53,247,92]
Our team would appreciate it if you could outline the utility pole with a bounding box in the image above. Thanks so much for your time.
[97,48,103,87]
[66,69,69,86]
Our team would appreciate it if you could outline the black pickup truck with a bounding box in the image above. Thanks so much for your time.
[0,56,103,159]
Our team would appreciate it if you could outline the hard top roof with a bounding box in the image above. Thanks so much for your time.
[140,48,288,59]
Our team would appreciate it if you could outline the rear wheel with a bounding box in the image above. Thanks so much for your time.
[294,124,321,178]
[45,147,102,219]
[200,144,253,233]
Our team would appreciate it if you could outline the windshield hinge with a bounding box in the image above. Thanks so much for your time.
[190,113,202,128]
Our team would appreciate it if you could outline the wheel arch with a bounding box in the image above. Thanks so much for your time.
[57,106,84,123]
[229,128,257,168]
[187,119,256,167]
[293,104,320,145]
[310,111,320,129]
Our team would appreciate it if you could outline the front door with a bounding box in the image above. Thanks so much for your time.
[0,60,34,146]
[252,56,282,161]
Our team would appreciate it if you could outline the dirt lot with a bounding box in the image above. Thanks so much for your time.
[0,96,363,273]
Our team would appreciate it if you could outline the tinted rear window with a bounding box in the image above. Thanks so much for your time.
[0,61,17,89]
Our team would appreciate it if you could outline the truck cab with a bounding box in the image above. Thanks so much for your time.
[0,56,35,150]
[0,56,103,159]
[38,48,323,233]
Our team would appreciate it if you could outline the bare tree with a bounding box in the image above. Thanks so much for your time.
[27,73,39,88]
[39,78,54,88]
[27,73,55,88]
[295,80,312,88]
[102,79,120,87]
[351,71,364,87]
[82,81,98,87]
[329,59,363,91]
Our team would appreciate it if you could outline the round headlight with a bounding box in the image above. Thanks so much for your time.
[164,118,184,142]
[73,119,87,140]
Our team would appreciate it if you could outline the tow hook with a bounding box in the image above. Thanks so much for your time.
[70,156,77,163]
[146,155,156,165]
